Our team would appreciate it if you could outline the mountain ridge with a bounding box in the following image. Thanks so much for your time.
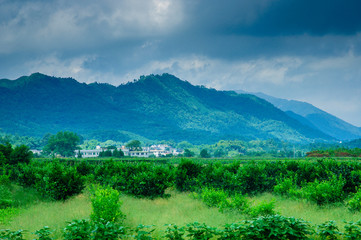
[248,92,361,140]
[0,73,336,143]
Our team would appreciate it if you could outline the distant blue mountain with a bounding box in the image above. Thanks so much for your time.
[247,92,361,141]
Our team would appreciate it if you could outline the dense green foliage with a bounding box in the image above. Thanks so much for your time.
[6,161,85,201]
[0,143,32,165]
[5,156,361,238]
[12,215,361,239]
[90,185,124,223]
[43,131,80,157]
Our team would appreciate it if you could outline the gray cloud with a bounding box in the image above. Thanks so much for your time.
[1,0,361,126]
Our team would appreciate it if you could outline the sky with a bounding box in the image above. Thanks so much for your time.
[1,0,361,126]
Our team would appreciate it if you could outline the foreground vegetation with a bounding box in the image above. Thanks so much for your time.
[3,155,361,238]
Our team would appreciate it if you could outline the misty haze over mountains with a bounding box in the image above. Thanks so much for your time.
[0,73,360,144]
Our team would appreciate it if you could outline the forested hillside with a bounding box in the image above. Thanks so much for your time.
[0,73,333,144]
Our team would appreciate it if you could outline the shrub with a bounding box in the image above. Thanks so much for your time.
[317,221,341,240]
[244,215,313,240]
[0,208,18,225]
[76,161,94,176]
[164,224,185,240]
[0,185,13,209]
[348,187,361,212]
[91,220,125,240]
[0,229,25,240]
[9,145,32,165]
[175,160,202,192]
[247,200,277,217]
[36,161,85,201]
[344,220,361,240]
[63,219,125,240]
[236,162,270,195]
[303,174,345,205]
[218,223,246,240]
[200,188,230,209]
[274,176,297,196]
[15,162,42,187]
[230,195,250,212]
[132,224,155,240]
[126,164,173,198]
[33,226,54,240]
[90,185,124,223]
[63,219,92,240]
[186,222,217,240]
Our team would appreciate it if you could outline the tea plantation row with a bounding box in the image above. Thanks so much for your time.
[3,158,361,206]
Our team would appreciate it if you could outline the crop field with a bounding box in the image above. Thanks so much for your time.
[2,158,361,239]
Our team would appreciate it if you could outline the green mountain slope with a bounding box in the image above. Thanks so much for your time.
[252,92,361,141]
[0,73,333,143]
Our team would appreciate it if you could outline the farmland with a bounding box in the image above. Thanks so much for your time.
[2,157,361,239]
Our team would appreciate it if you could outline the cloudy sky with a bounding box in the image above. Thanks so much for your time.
[1,0,361,126]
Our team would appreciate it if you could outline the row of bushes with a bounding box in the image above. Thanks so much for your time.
[2,161,85,201]
[175,159,361,206]
[5,215,361,240]
[3,158,361,205]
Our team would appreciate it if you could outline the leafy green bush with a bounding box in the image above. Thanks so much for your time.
[90,185,124,223]
[247,200,277,217]
[91,220,125,240]
[229,195,250,212]
[344,220,361,240]
[9,145,32,165]
[0,185,13,209]
[126,164,173,198]
[317,221,341,240]
[243,215,313,240]
[200,188,230,209]
[236,161,270,195]
[132,224,155,240]
[33,226,54,240]
[175,160,202,192]
[303,174,345,205]
[63,219,92,240]
[164,224,185,240]
[15,162,42,187]
[36,161,85,201]
[0,208,18,225]
[274,176,297,196]
[63,218,125,240]
[0,229,25,240]
[218,223,246,240]
[186,222,217,240]
[348,187,361,212]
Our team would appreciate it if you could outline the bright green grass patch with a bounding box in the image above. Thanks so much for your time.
[251,193,361,228]
[0,193,91,239]
[121,190,246,238]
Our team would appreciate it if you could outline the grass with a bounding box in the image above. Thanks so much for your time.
[2,186,361,239]
[0,192,91,239]
[250,193,361,228]
[121,189,245,238]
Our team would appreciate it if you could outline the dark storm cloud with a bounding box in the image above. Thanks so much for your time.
[185,0,361,36]
[1,0,361,125]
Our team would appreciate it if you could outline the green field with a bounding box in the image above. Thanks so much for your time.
[3,157,361,239]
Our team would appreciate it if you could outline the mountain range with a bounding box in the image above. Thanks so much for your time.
[0,73,358,144]
[248,92,361,141]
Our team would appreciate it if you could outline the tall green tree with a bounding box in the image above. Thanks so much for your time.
[183,149,195,157]
[200,149,211,158]
[43,131,80,157]
[126,140,142,151]
[9,145,33,164]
